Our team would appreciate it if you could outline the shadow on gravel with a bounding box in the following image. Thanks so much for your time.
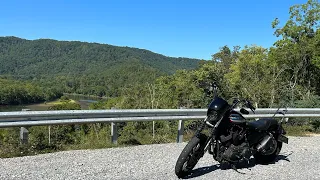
[260,151,293,165]
[181,152,293,179]
[181,165,220,179]
[274,154,291,162]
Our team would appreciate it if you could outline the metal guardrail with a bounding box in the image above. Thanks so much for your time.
[0,108,320,145]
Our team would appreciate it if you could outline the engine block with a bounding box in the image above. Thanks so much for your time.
[222,142,252,163]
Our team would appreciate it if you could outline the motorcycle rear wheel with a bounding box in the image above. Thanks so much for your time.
[254,141,282,164]
[175,134,207,178]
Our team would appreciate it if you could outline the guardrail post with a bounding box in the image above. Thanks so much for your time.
[20,127,29,145]
[177,120,184,143]
[111,122,118,144]
[177,106,185,143]
[20,109,30,145]
[110,107,118,144]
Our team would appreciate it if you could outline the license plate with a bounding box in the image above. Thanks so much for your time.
[278,134,288,144]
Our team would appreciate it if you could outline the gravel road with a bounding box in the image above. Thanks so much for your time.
[0,136,320,180]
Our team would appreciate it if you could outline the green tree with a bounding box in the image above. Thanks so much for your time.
[225,46,272,107]
[271,0,320,102]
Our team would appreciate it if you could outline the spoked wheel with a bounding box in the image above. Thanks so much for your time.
[175,134,207,178]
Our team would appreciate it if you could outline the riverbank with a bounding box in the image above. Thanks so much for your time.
[63,93,108,100]
[0,98,93,112]
[26,99,78,111]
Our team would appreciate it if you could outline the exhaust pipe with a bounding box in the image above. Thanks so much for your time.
[256,133,277,155]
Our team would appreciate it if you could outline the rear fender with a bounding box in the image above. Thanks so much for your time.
[268,123,280,131]
[270,124,288,144]
[277,124,288,144]
[278,124,286,135]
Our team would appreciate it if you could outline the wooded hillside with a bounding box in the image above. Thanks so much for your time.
[0,37,201,97]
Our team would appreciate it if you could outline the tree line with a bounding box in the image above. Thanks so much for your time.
[94,0,320,110]
[0,35,201,98]
[0,78,62,105]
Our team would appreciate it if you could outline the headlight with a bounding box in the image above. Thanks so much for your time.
[208,110,219,123]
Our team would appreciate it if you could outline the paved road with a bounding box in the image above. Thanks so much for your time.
[0,136,320,180]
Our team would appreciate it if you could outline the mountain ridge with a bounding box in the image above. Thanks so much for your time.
[0,36,203,60]
[0,36,202,96]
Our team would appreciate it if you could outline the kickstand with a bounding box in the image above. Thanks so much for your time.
[231,164,246,174]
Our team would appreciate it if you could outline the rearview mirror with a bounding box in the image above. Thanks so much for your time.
[245,100,256,111]
[240,108,249,115]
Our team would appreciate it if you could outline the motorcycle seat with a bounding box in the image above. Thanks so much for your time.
[247,118,278,131]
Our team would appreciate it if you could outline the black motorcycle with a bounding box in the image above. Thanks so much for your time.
[175,83,289,178]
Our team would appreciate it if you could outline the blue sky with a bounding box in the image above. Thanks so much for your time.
[0,0,307,60]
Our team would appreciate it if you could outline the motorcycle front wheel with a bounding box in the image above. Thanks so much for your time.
[175,134,207,178]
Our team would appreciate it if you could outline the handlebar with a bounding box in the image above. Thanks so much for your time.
[245,100,256,112]
[230,98,256,114]
[212,82,218,97]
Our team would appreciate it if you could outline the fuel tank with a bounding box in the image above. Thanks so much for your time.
[229,111,246,124]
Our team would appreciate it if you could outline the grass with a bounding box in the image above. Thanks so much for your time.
[26,99,77,111]
[282,124,313,136]
[46,99,76,105]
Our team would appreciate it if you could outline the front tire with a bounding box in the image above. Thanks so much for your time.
[175,134,207,178]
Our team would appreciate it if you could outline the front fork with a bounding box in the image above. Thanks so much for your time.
[194,116,216,156]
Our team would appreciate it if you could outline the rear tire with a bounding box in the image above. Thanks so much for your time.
[254,141,282,164]
[175,134,207,178]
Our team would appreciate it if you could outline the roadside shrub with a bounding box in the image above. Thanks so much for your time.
[310,120,320,132]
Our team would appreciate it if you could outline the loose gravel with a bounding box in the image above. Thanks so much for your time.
[0,136,320,180]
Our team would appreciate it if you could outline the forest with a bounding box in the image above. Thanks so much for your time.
[95,0,320,110]
[0,0,319,157]
[0,78,62,105]
[0,36,201,99]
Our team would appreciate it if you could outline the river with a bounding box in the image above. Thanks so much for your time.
[0,105,27,112]
[0,94,100,112]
